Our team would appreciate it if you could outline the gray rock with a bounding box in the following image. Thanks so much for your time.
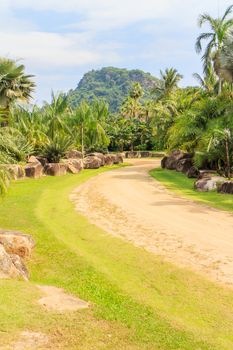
[104,154,114,166]
[194,176,226,192]
[218,182,233,195]
[186,166,200,178]
[176,158,193,174]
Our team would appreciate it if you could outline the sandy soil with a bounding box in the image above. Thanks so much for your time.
[71,159,233,287]
[37,285,89,312]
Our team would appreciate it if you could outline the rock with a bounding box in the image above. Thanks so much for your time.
[0,229,35,258]
[28,155,40,164]
[0,164,25,180]
[116,153,124,163]
[66,150,83,159]
[10,254,29,280]
[61,159,83,174]
[176,158,193,174]
[194,176,226,192]
[164,150,192,170]
[198,170,217,179]
[0,244,21,279]
[161,156,168,169]
[186,166,200,178]
[35,156,48,167]
[218,182,233,195]
[104,154,114,166]
[140,151,152,158]
[25,162,43,178]
[88,153,105,166]
[125,151,141,159]
[83,156,102,169]
[45,163,67,176]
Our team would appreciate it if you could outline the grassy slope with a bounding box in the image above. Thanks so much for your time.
[150,168,233,212]
[0,166,233,349]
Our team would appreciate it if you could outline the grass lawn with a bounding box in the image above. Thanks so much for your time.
[0,165,233,349]
[150,167,233,212]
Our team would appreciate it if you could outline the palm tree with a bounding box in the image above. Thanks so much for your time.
[129,82,144,100]
[220,30,233,83]
[0,58,35,123]
[152,68,183,99]
[195,5,233,94]
[44,91,70,139]
[193,65,218,94]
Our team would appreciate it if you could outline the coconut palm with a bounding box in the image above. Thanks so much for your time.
[152,68,183,99]
[193,65,218,94]
[0,58,35,122]
[195,5,233,94]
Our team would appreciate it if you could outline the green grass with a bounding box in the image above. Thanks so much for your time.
[150,167,233,212]
[0,166,233,349]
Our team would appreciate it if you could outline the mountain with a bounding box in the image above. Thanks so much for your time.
[67,67,159,113]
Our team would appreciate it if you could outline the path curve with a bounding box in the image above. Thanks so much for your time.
[71,159,233,286]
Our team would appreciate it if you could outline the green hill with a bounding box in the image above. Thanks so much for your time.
[67,67,159,112]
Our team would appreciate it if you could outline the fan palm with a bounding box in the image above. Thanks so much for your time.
[0,58,35,122]
[195,5,233,94]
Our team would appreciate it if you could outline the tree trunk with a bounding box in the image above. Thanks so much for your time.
[81,125,84,158]
[218,78,222,95]
[225,138,231,179]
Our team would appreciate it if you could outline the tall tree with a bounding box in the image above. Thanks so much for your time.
[195,5,233,94]
[152,68,183,99]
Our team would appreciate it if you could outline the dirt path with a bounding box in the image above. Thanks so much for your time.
[71,159,233,286]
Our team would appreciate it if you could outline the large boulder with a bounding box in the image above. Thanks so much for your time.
[0,244,22,279]
[88,153,105,166]
[61,159,83,174]
[176,158,193,174]
[0,229,35,258]
[104,154,114,166]
[194,176,226,192]
[66,150,83,159]
[83,156,102,169]
[186,166,200,178]
[218,182,233,195]
[25,162,43,179]
[45,163,67,176]
[198,170,217,179]
[163,150,192,170]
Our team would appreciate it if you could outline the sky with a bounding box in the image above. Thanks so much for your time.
[1,0,233,104]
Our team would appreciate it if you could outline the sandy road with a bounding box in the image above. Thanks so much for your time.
[71,159,233,286]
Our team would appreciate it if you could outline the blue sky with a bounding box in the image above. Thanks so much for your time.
[1,0,233,104]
